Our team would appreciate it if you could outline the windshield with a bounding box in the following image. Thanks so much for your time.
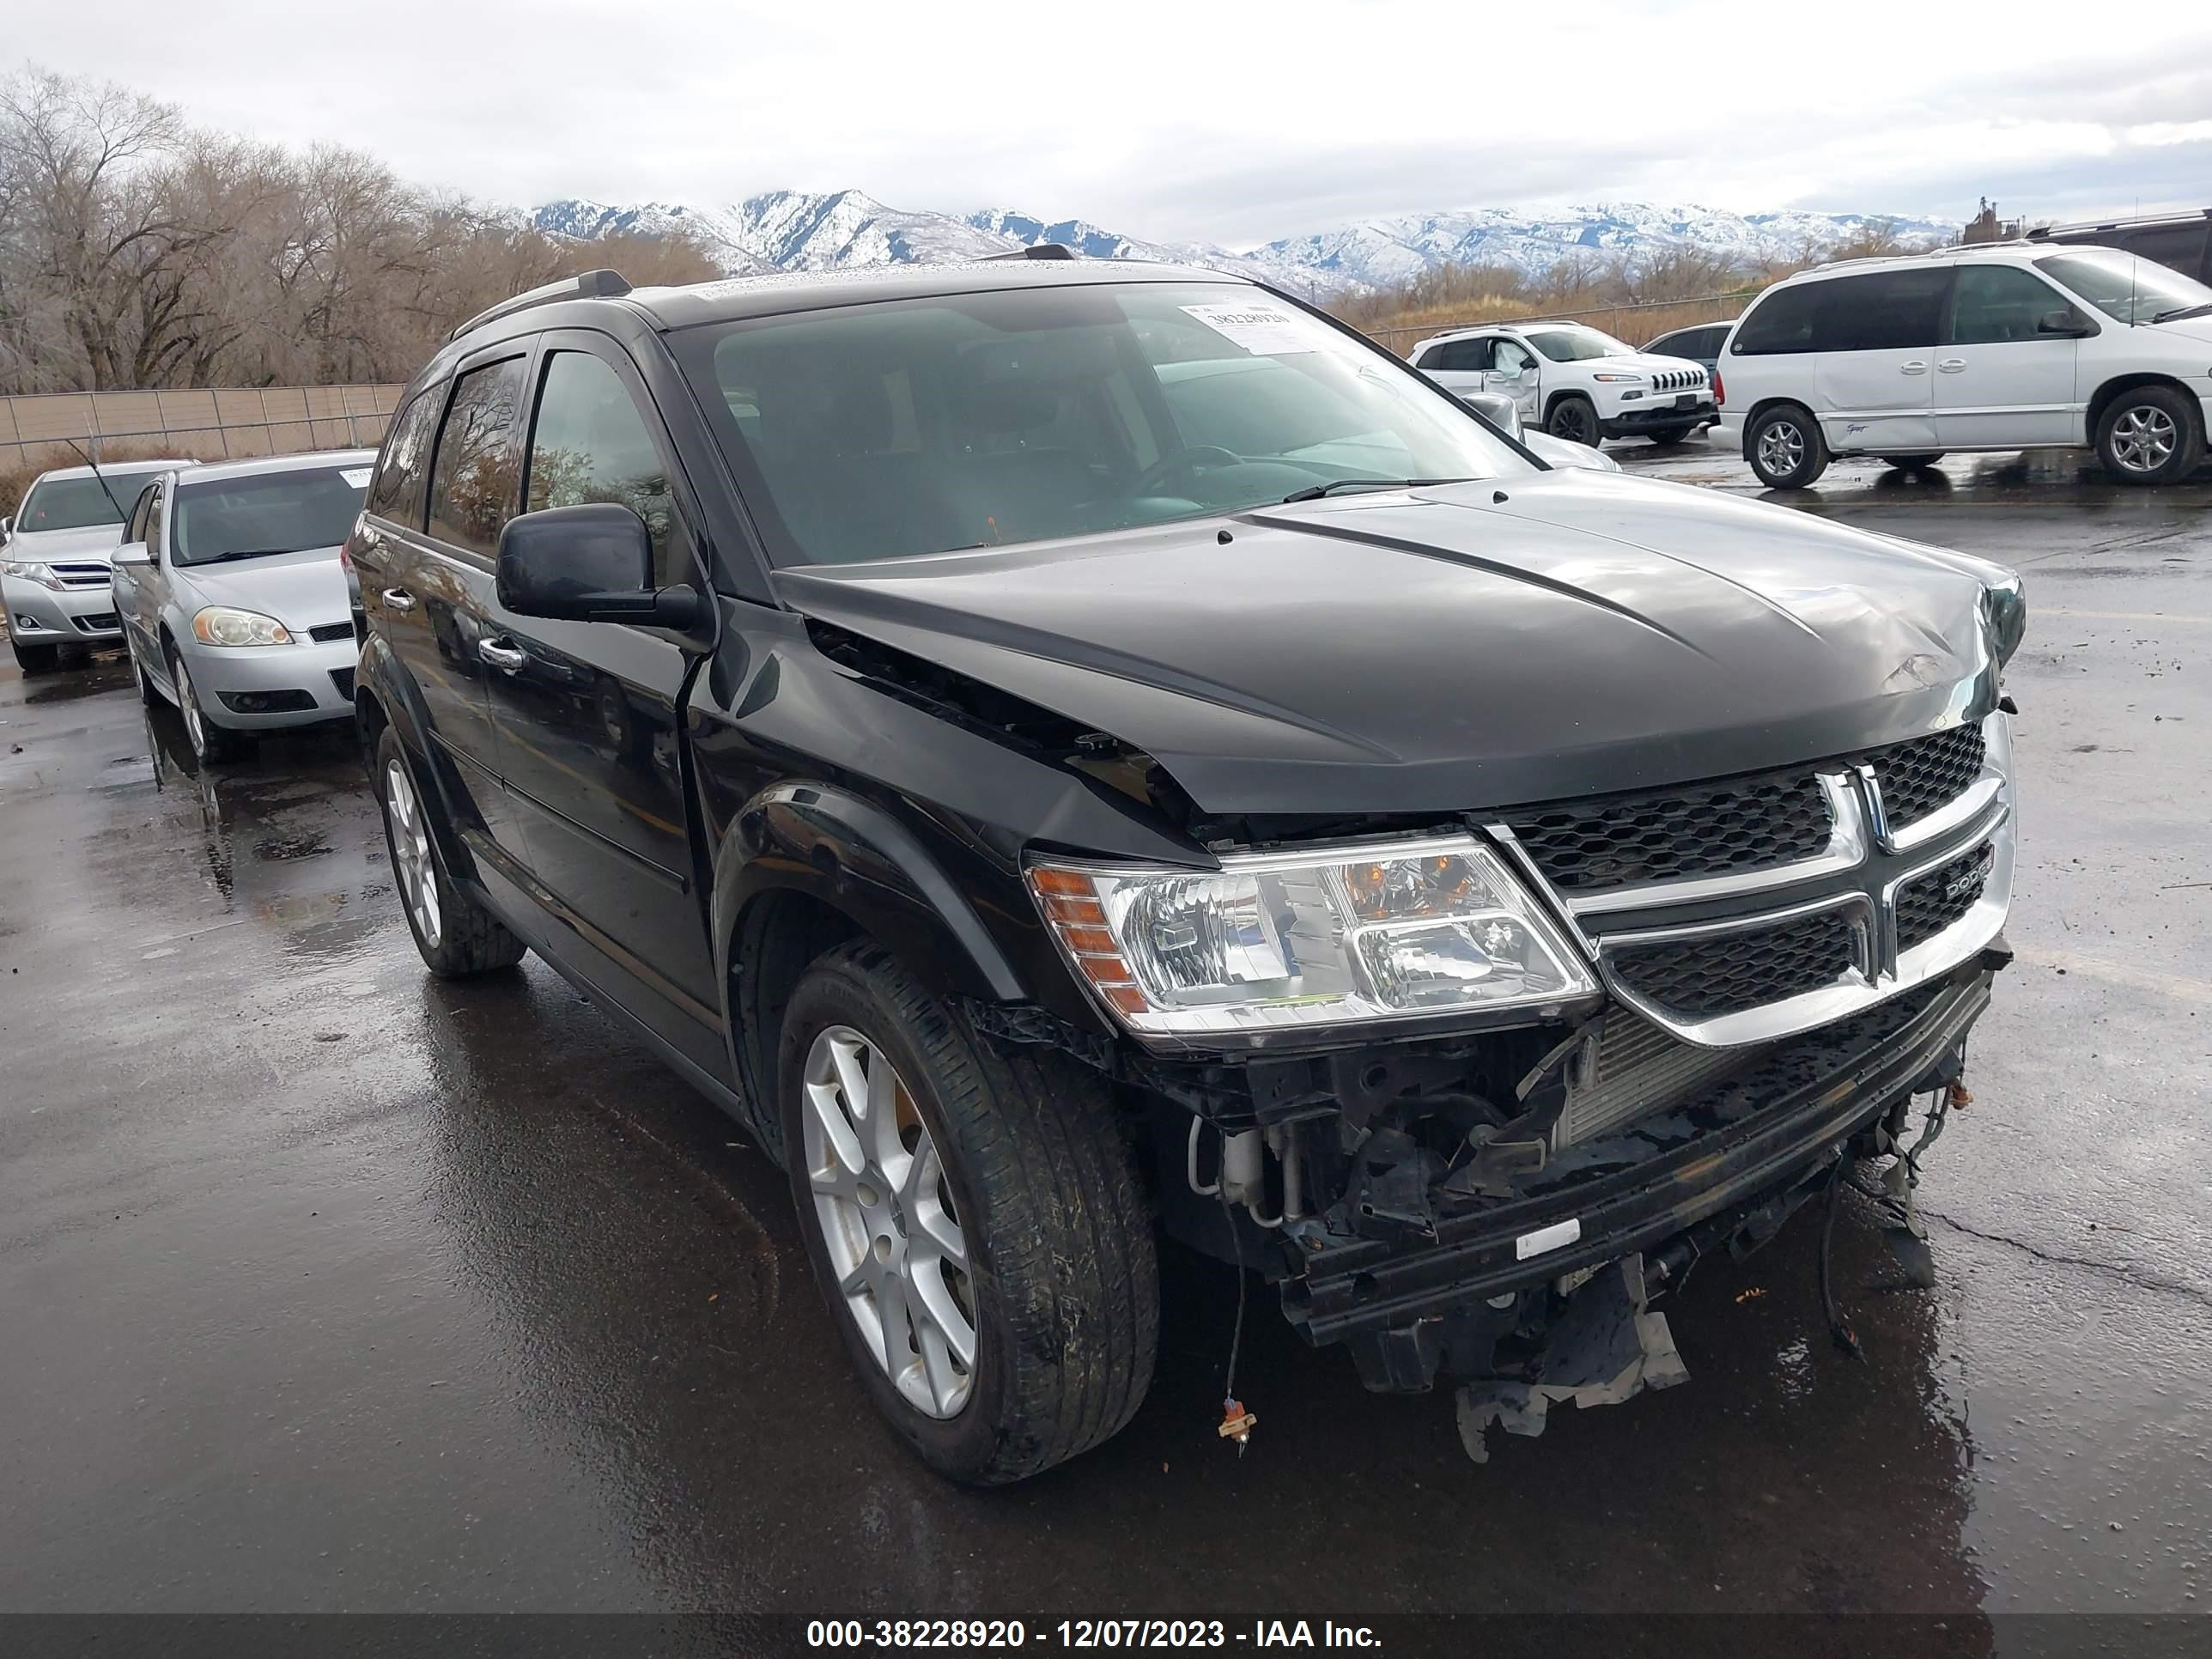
[14,473,154,534]
[2034,249,2212,324]
[1523,325,1635,362]
[173,465,369,568]
[676,282,1527,566]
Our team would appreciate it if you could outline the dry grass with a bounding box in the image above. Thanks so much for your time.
[0,440,218,522]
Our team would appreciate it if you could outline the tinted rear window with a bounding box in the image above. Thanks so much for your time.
[1732,270,1949,354]
[368,388,441,528]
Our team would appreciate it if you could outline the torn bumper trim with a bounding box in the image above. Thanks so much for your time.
[1281,964,1995,1347]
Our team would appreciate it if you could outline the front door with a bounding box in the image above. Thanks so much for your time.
[1933,264,2083,447]
[362,354,533,867]
[483,336,720,1070]
[1487,337,1541,422]
[112,481,162,664]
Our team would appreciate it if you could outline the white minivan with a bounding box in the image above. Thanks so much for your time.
[1718,243,2212,488]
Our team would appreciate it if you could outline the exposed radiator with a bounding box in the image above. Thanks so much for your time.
[1557,1007,1753,1146]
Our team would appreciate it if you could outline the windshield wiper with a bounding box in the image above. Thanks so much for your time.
[1278,477,1474,503]
[2150,301,2212,324]
[198,546,308,564]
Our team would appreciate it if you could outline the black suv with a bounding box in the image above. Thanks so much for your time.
[350,256,2024,1484]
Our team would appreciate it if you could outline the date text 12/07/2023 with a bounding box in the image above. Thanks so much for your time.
[805,1620,1384,1649]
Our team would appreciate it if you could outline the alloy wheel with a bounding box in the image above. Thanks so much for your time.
[2111,404,2178,474]
[1553,402,1595,446]
[801,1024,976,1419]
[1758,419,1806,477]
[384,757,442,949]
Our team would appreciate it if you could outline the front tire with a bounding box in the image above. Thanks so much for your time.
[168,648,252,764]
[1547,394,1601,448]
[374,726,526,976]
[1747,404,1830,489]
[779,940,1158,1486]
[9,635,59,676]
[2097,386,2204,485]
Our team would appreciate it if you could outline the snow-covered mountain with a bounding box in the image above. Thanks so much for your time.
[531,191,1952,297]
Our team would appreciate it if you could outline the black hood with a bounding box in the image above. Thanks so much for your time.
[772,471,1999,817]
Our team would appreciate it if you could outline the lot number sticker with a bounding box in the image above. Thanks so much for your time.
[1180,301,1315,356]
[340,467,373,489]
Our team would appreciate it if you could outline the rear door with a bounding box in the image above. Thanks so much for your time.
[485,332,720,1068]
[361,352,534,868]
[1808,268,1948,451]
[1934,263,2084,447]
[1416,336,1492,398]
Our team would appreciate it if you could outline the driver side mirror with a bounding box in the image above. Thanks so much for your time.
[495,503,704,630]
[111,541,150,568]
[2038,307,2095,337]
[1,514,11,540]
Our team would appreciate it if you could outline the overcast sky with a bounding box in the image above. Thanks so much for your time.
[14,2,2212,246]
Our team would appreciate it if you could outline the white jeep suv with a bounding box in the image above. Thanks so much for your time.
[1719,242,2212,488]
[1409,320,1716,447]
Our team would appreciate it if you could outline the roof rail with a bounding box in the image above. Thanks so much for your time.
[2026,205,2211,241]
[448,268,632,342]
[982,244,1075,261]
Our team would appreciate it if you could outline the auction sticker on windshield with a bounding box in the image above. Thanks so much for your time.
[1180,302,1315,355]
[340,468,373,489]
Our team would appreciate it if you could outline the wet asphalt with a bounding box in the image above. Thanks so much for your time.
[1,440,2207,1626]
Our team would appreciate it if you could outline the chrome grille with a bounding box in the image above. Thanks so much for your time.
[1610,908,1860,1018]
[1897,842,1994,952]
[1872,726,1985,828]
[47,562,112,588]
[1503,764,1831,891]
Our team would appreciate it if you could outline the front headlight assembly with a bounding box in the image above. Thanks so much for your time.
[1029,835,1597,1039]
[1,560,67,591]
[192,606,293,647]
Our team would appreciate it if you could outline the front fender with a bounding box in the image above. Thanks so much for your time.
[709,781,1042,1156]
[711,780,1027,1008]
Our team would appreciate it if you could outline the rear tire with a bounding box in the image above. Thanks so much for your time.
[2096,386,2203,485]
[1649,423,1696,446]
[168,647,252,764]
[1747,404,1829,489]
[129,637,162,706]
[1883,453,1946,471]
[779,939,1158,1486]
[374,726,526,977]
[1547,394,1601,448]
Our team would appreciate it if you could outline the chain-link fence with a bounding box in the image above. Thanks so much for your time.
[0,385,405,473]
[1360,291,1752,356]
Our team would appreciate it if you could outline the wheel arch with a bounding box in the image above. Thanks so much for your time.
[1740,396,1820,460]
[2087,372,2203,441]
[710,781,1034,1163]
[356,631,478,886]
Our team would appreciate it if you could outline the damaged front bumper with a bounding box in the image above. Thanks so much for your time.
[1279,957,1999,1390]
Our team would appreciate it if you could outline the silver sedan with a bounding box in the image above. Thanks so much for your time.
[111,449,374,765]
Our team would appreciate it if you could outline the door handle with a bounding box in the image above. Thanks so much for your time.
[1937,359,1967,373]
[477,637,527,673]
[1899,361,1929,375]
[380,587,416,613]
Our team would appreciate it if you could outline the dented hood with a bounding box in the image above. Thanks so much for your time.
[772,471,1999,817]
